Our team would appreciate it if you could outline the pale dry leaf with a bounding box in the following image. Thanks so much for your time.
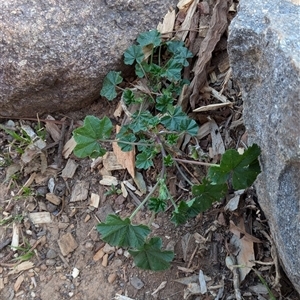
[14,275,24,292]
[8,261,34,275]
[113,125,135,178]
[29,212,52,224]
[177,0,194,10]
[113,101,123,118]
[103,151,125,171]
[99,175,118,186]
[157,8,176,37]
[175,0,199,41]
[193,102,232,112]
[11,222,19,251]
[208,119,225,157]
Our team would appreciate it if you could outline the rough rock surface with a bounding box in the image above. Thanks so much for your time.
[228,0,300,293]
[0,0,177,117]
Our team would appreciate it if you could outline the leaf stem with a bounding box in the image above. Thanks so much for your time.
[129,178,161,221]
[173,158,219,167]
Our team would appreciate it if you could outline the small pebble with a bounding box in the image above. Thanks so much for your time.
[130,276,144,290]
[108,273,117,284]
[85,241,94,250]
[46,249,58,259]
[45,259,56,266]
[40,264,47,271]
[36,186,48,196]
[47,203,58,213]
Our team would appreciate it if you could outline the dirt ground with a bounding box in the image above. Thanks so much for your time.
[0,1,299,299]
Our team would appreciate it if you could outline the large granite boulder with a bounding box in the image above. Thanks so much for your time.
[0,0,177,117]
[228,0,300,293]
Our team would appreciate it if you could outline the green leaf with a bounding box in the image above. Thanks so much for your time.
[100,71,123,101]
[136,151,154,169]
[171,201,191,226]
[96,214,150,248]
[163,154,173,167]
[129,237,174,271]
[160,106,186,131]
[156,92,173,112]
[180,118,199,136]
[190,179,227,216]
[73,116,112,158]
[135,61,150,78]
[137,30,161,47]
[208,144,261,190]
[130,111,159,133]
[161,59,182,81]
[166,133,179,145]
[116,126,136,152]
[124,45,144,65]
[122,89,136,106]
[148,197,167,213]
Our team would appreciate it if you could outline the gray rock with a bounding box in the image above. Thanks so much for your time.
[46,249,58,259]
[0,0,178,117]
[130,276,144,290]
[228,0,300,293]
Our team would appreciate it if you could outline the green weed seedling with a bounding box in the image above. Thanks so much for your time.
[73,30,261,271]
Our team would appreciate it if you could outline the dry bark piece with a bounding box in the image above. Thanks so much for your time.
[14,275,24,292]
[188,0,230,108]
[103,151,125,171]
[58,232,78,256]
[46,193,61,205]
[45,115,61,142]
[29,212,52,224]
[61,159,78,180]
[93,248,105,261]
[99,175,118,186]
[102,253,108,267]
[70,181,89,202]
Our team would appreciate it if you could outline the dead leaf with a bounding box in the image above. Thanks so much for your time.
[176,0,199,41]
[103,151,125,171]
[157,8,176,37]
[70,181,89,202]
[188,0,229,108]
[45,115,61,142]
[112,125,135,178]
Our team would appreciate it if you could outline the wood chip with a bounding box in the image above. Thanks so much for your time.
[29,212,52,224]
[46,193,61,205]
[70,181,89,202]
[93,248,105,261]
[14,275,24,292]
[11,222,19,251]
[45,115,61,142]
[89,193,100,208]
[99,175,118,186]
[58,232,78,256]
[102,253,108,267]
[61,159,78,180]
[62,137,77,159]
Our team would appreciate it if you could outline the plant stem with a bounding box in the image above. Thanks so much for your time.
[129,178,161,221]
[99,139,151,147]
[174,161,194,186]
[173,158,219,167]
